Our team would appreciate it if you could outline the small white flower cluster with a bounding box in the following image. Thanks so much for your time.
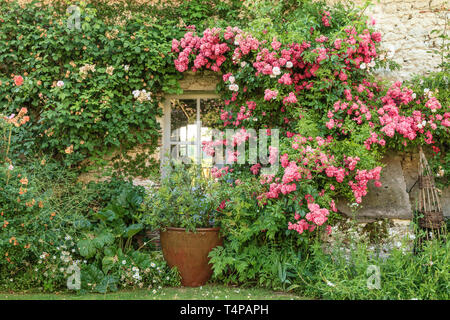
[228,75,239,92]
[132,266,142,281]
[132,89,152,103]
[105,66,115,76]
[379,46,396,60]
[39,252,49,260]
[326,280,336,287]
[285,61,293,68]
[360,60,376,70]
[79,63,96,80]
[123,64,130,72]
[417,120,427,129]
[436,166,445,178]
[56,80,65,87]
[60,250,72,263]
[423,88,438,99]
[270,66,281,78]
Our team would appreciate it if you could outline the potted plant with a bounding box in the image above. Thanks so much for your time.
[145,162,223,287]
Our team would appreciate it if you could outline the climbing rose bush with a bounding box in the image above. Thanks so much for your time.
[170,5,448,238]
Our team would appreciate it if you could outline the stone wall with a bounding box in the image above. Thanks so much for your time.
[328,0,448,80]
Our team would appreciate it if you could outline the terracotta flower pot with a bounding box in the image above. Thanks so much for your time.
[160,227,223,287]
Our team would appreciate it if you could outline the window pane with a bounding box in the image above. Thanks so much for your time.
[167,98,224,166]
[170,99,197,143]
[170,143,196,164]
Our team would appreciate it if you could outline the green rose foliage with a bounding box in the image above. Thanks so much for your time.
[0,0,185,175]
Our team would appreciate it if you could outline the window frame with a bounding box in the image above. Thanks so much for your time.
[160,91,220,173]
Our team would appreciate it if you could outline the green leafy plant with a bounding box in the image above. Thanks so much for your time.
[144,162,223,232]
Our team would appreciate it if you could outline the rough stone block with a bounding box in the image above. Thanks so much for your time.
[178,71,221,91]
[337,154,412,220]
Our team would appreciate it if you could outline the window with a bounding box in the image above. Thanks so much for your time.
[161,94,220,170]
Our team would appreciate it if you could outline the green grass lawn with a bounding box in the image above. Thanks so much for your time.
[0,284,309,300]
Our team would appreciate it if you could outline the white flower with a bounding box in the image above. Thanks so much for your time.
[152,289,157,294]
[59,267,65,272]
[8,164,14,170]
[150,262,156,268]
[417,123,423,129]
[132,90,140,98]
[386,46,396,59]
[412,93,416,99]
[65,235,72,240]
[422,120,427,127]
[122,260,127,265]
[228,84,239,92]
[123,64,130,71]
[228,76,235,83]
[272,66,281,76]
[240,61,247,68]
[286,61,293,68]
[132,273,140,280]
[234,40,239,46]
[132,267,139,272]
[368,60,376,68]
[360,63,367,70]
[56,80,64,87]
[326,280,335,287]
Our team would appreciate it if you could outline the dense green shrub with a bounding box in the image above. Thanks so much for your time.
[0,1,169,174]
[0,157,179,293]
[144,163,223,231]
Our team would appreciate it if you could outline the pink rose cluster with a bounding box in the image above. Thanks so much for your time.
[264,89,278,101]
[288,202,331,235]
[211,166,230,179]
[349,166,382,203]
[325,80,449,149]
[321,10,331,27]
[172,28,230,72]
